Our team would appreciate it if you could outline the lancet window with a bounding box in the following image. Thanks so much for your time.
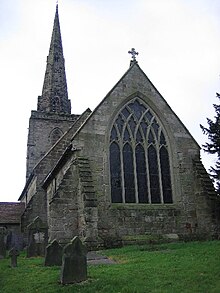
[109,98,173,204]
[49,127,63,146]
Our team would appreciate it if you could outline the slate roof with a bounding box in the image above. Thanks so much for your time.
[0,202,25,224]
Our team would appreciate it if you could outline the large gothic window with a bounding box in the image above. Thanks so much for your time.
[109,98,173,204]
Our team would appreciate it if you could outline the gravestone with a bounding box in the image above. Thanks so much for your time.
[45,239,62,266]
[60,236,87,284]
[0,227,7,259]
[27,217,48,257]
[9,247,20,267]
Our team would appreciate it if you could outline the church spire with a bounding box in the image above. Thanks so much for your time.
[37,4,71,114]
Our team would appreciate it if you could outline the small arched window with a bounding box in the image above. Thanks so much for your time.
[49,128,63,146]
[109,98,173,204]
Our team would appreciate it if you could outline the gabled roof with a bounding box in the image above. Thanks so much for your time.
[41,61,200,185]
[0,202,25,224]
[69,60,199,148]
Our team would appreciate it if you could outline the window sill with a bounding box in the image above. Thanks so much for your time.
[110,203,176,210]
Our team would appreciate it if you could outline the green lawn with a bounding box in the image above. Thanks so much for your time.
[0,241,220,293]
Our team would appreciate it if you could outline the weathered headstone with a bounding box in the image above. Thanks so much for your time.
[9,247,20,267]
[0,227,7,259]
[27,217,48,257]
[45,239,62,266]
[60,236,87,284]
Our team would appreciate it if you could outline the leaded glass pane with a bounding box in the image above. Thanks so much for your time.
[128,116,136,135]
[115,115,124,135]
[152,119,159,139]
[160,132,166,145]
[148,130,155,144]
[160,146,173,203]
[110,142,122,203]
[129,100,143,120]
[136,144,148,203]
[123,127,131,142]
[123,143,135,203]
[140,121,148,137]
[121,107,130,119]
[110,97,172,205]
[148,145,161,203]
[110,126,118,141]
[145,110,153,122]
[136,129,143,143]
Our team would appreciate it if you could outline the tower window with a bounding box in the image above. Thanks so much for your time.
[109,98,173,204]
[49,128,63,146]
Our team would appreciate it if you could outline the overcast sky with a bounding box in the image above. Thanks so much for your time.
[0,0,220,202]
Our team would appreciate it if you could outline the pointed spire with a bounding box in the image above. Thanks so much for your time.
[37,4,71,114]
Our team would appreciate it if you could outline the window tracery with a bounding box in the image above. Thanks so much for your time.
[109,98,173,204]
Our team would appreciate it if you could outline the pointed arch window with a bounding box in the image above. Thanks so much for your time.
[109,98,173,204]
[49,127,63,146]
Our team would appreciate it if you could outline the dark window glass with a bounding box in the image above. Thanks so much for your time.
[123,143,135,203]
[160,146,173,203]
[148,130,155,144]
[110,126,118,141]
[121,107,130,119]
[110,97,172,205]
[140,121,148,137]
[136,129,143,143]
[152,119,159,139]
[136,144,148,203]
[128,116,136,135]
[110,142,122,203]
[123,127,131,141]
[145,110,153,122]
[148,145,161,203]
[129,100,143,120]
[115,115,124,135]
[160,132,166,145]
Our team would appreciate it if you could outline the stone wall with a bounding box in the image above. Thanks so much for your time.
[43,63,219,249]
[20,110,91,237]
[67,63,219,245]
[47,156,100,249]
[26,110,79,179]
[0,224,24,250]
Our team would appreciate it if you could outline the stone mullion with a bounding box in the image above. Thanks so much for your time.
[145,125,152,203]
[133,142,139,204]
[120,136,126,204]
[157,144,164,204]
[158,128,165,203]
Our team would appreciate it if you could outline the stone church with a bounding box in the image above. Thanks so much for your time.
[19,5,220,249]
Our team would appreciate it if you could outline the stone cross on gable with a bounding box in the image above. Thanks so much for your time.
[128,48,139,61]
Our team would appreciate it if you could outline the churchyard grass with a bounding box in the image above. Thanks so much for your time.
[0,240,220,293]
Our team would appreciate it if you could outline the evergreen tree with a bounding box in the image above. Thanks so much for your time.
[200,93,220,195]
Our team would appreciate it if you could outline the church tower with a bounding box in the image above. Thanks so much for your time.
[37,4,71,114]
[26,4,78,179]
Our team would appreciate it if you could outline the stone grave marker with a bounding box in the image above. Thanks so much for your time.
[60,236,87,284]
[45,239,62,266]
[0,227,7,259]
[27,216,48,257]
[9,247,20,267]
